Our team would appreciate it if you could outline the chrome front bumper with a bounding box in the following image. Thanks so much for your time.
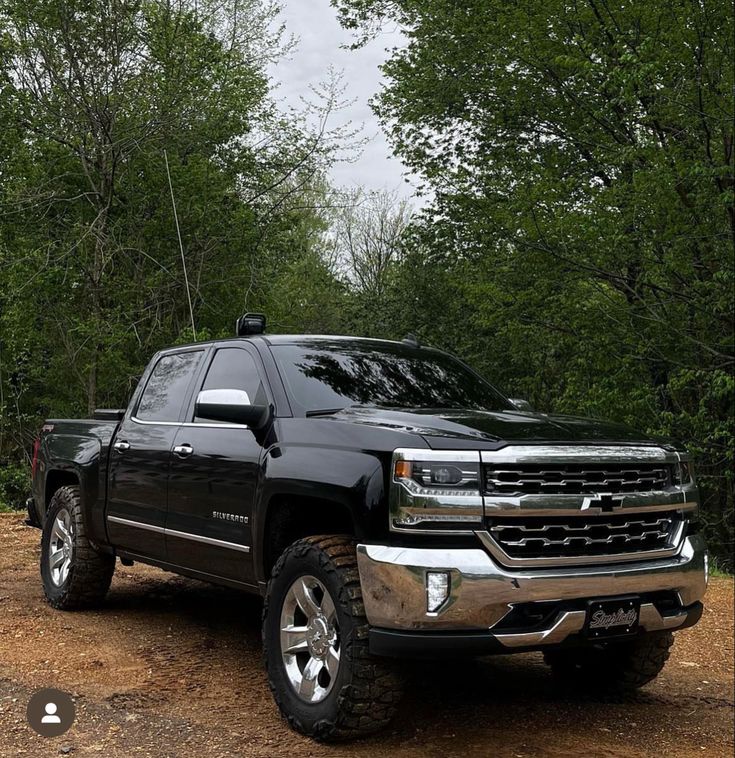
[356,535,707,653]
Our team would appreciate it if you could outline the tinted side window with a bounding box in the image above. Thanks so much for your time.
[196,348,266,421]
[137,351,203,422]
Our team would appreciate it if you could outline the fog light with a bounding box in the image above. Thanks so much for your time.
[704,552,709,586]
[426,571,450,613]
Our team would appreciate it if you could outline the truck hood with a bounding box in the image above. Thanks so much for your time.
[326,407,657,448]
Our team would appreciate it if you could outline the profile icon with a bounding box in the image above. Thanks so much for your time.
[41,702,61,724]
[27,688,75,737]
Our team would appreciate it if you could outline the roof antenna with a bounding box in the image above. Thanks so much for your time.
[164,149,197,341]
[402,333,420,348]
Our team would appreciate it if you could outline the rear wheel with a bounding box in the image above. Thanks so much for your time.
[543,631,674,692]
[263,535,403,741]
[40,486,115,610]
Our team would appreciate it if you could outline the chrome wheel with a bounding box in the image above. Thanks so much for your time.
[49,508,74,587]
[280,575,340,703]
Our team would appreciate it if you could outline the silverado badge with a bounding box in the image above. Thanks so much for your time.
[211,511,249,525]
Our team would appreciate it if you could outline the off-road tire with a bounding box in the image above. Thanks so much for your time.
[40,486,115,610]
[543,631,674,692]
[263,535,403,741]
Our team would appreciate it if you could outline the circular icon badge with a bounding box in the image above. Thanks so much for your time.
[26,688,76,738]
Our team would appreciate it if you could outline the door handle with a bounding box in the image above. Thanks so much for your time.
[113,440,130,453]
[173,444,194,458]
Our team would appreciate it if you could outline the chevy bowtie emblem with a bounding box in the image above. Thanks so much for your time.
[581,493,625,512]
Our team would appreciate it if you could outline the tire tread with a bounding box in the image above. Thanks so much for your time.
[263,534,403,741]
[41,486,115,610]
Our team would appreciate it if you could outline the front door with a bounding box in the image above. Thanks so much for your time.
[165,345,268,584]
[106,348,206,559]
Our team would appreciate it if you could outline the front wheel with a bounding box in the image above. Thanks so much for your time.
[262,535,403,741]
[40,486,115,610]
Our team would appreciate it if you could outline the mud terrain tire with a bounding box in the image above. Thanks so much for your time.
[263,535,403,741]
[41,486,115,610]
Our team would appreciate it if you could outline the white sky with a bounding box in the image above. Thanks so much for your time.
[270,0,417,200]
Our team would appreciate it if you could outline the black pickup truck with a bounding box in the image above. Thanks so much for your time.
[29,315,707,740]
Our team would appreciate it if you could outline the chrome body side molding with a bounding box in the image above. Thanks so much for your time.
[107,515,250,553]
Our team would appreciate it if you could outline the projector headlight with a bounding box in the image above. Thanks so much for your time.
[390,449,482,533]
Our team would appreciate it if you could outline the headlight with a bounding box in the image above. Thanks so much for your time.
[389,449,482,533]
[674,456,695,486]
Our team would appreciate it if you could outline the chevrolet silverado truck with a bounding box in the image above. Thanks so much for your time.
[29,314,707,740]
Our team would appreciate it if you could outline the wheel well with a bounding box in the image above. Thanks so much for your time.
[263,496,355,577]
[45,470,80,512]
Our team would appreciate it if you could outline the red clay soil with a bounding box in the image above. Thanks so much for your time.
[0,513,732,757]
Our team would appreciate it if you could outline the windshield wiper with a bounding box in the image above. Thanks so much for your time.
[305,407,347,417]
[305,404,370,417]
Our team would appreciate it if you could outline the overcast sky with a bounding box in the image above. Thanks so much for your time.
[270,0,417,200]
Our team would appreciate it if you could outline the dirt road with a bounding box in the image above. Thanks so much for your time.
[0,513,732,757]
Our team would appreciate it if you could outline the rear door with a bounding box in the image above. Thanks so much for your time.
[106,348,206,559]
[165,344,268,585]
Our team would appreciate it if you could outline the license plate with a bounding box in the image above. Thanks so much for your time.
[585,597,641,639]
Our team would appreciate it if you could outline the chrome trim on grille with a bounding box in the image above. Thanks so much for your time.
[490,515,675,546]
[483,500,698,517]
[476,519,686,568]
[480,445,679,465]
[475,445,697,567]
[484,462,673,496]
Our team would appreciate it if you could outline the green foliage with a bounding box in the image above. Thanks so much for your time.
[0,1,352,494]
[335,0,734,566]
[0,463,28,511]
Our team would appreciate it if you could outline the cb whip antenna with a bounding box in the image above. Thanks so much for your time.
[164,149,197,340]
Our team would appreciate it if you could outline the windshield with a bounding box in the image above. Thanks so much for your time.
[271,341,512,414]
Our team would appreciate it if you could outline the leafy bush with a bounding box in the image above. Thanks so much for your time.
[0,463,29,512]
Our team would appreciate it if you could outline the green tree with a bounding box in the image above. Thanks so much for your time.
[0,1,352,505]
[335,0,734,564]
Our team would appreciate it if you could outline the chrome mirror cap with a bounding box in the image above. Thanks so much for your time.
[195,388,271,428]
[197,388,251,407]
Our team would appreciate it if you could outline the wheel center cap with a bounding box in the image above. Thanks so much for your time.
[307,616,331,658]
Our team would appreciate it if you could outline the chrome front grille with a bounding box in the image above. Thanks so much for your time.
[486,511,682,562]
[483,462,674,496]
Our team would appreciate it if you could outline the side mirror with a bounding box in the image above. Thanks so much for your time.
[195,389,270,429]
[509,398,533,412]
[94,408,126,421]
